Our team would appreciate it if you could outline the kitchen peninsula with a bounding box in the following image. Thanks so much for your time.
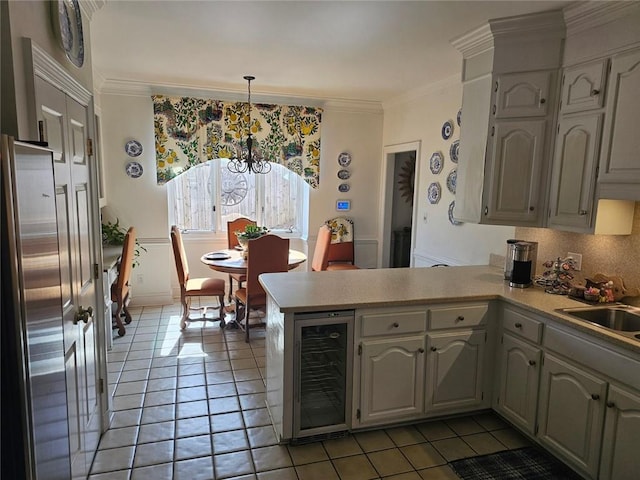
[260,266,640,480]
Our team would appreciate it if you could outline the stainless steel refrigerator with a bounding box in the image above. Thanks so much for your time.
[1,135,71,479]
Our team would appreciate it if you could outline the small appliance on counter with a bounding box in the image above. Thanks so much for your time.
[504,240,538,288]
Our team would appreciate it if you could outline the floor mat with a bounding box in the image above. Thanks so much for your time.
[449,446,583,480]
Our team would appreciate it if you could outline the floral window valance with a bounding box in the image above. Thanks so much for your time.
[152,95,322,188]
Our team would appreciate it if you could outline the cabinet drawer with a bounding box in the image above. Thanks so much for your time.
[428,304,488,330]
[361,310,427,337]
[502,307,543,344]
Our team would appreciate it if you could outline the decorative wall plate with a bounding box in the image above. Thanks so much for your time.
[338,183,350,193]
[337,169,351,180]
[449,140,460,163]
[446,168,457,194]
[448,201,463,226]
[125,161,143,178]
[337,152,352,167]
[441,120,454,140]
[125,140,143,157]
[457,109,462,127]
[429,151,444,175]
[427,182,441,204]
[54,0,85,68]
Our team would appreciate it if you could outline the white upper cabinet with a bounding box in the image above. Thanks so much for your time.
[495,71,554,118]
[560,59,608,114]
[598,47,640,198]
[451,11,565,226]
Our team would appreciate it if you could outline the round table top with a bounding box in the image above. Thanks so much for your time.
[200,248,307,275]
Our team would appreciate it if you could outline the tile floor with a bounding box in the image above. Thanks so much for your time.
[90,303,533,480]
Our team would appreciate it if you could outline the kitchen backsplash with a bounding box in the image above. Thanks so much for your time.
[515,202,640,294]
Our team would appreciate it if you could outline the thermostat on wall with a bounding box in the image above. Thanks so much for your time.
[336,199,351,211]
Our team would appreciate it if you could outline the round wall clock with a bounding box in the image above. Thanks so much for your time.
[53,0,85,68]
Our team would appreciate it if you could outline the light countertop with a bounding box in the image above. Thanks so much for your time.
[260,265,640,354]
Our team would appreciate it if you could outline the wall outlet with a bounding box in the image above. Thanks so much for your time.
[567,252,582,271]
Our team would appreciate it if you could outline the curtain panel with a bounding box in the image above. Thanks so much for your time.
[152,95,322,188]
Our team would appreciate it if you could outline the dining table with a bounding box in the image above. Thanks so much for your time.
[200,247,307,328]
[200,247,307,275]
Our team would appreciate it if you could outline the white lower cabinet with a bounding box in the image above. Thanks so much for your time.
[496,333,541,434]
[425,330,486,411]
[599,384,640,480]
[359,336,425,425]
[537,353,607,478]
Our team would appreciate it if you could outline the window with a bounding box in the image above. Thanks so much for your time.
[167,159,308,236]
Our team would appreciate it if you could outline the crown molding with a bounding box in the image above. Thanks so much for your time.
[79,0,105,21]
[563,1,640,36]
[382,74,460,110]
[97,77,382,113]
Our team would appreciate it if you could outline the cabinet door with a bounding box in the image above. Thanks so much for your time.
[561,59,608,113]
[599,48,640,185]
[538,353,607,478]
[548,113,603,231]
[425,330,486,412]
[359,336,425,425]
[494,71,553,118]
[484,119,546,225]
[599,384,640,480]
[496,334,541,434]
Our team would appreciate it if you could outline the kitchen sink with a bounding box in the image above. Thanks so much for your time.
[558,305,640,341]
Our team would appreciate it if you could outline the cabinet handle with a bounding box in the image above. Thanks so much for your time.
[430,346,437,352]
[392,322,399,328]
[456,315,465,322]
[529,206,535,211]
[528,360,536,366]
[491,126,495,137]
[606,401,616,408]
[495,81,499,92]
[591,89,600,96]
[540,98,546,105]
[514,322,522,329]
[591,394,600,401]
[579,210,588,216]
[492,105,496,115]
[484,207,489,215]
[418,348,425,354]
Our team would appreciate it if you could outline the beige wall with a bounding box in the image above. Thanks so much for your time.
[382,78,515,266]
[98,92,383,304]
[516,203,640,292]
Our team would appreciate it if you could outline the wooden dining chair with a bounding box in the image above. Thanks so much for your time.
[325,216,360,270]
[111,227,136,337]
[234,234,289,343]
[311,224,332,271]
[171,225,226,329]
[227,217,257,302]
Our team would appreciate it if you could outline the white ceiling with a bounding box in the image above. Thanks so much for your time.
[90,0,573,104]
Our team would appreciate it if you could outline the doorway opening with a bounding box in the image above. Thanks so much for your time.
[379,141,421,268]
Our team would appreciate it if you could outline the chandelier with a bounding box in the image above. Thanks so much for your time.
[227,76,271,175]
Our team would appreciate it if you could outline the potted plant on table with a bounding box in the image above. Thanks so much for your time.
[235,225,269,259]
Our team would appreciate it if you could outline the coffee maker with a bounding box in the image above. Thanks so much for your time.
[505,241,538,288]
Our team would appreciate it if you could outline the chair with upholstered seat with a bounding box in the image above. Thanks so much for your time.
[325,216,360,270]
[311,224,332,271]
[234,234,289,342]
[111,227,136,336]
[227,217,257,302]
[171,225,226,329]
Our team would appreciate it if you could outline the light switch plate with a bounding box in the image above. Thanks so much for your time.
[567,252,582,271]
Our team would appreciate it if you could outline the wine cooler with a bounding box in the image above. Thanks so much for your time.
[293,310,354,440]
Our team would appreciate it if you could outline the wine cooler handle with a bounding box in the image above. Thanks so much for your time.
[294,340,300,403]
